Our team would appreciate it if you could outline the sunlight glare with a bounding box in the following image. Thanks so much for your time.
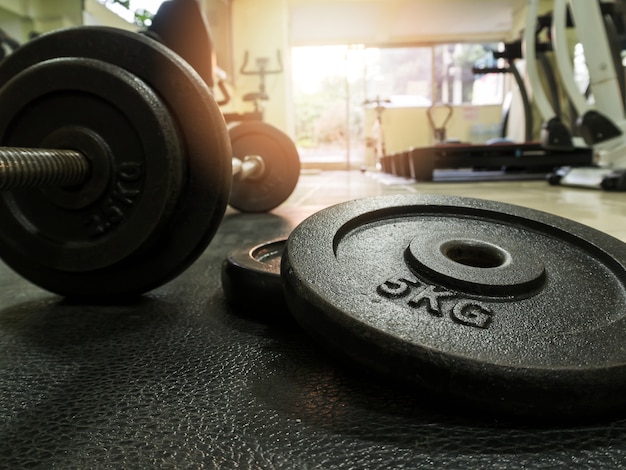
[129,0,165,13]
[292,45,368,94]
[99,0,164,23]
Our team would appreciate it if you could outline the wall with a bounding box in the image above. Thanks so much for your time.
[289,0,519,46]
[231,0,291,132]
[0,0,83,42]
[0,0,526,164]
[202,0,233,82]
[0,6,24,44]
[0,0,21,15]
[229,0,524,143]
[510,0,554,39]
[0,0,141,41]
[363,104,503,167]
[26,0,82,32]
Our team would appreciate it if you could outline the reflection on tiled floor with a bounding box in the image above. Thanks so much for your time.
[273,171,626,242]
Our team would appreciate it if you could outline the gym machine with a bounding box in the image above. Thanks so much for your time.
[0,28,19,61]
[380,23,592,182]
[382,120,590,184]
[217,50,284,123]
[427,102,457,144]
[364,96,391,170]
[523,1,576,152]
[544,0,626,189]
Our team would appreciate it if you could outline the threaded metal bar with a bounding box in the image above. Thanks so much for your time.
[232,155,265,181]
[0,147,90,190]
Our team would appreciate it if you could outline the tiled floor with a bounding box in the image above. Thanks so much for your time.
[275,170,626,243]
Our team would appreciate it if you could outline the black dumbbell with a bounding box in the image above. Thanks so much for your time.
[228,121,300,213]
[0,124,300,213]
[0,26,298,299]
[143,2,301,213]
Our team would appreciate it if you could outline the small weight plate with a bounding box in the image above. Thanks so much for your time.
[229,121,300,213]
[0,27,232,298]
[221,239,288,316]
[281,194,626,418]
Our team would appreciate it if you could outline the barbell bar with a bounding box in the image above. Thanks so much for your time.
[0,146,268,191]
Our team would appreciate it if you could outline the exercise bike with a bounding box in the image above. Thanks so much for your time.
[364,96,391,171]
[217,50,283,123]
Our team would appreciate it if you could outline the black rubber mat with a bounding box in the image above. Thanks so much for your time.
[1,173,625,468]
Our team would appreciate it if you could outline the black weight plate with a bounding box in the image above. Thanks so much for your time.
[0,27,231,298]
[281,194,626,418]
[229,121,300,213]
[0,57,183,271]
[221,239,288,316]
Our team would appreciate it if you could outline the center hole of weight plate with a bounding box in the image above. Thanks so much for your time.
[440,240,508,269]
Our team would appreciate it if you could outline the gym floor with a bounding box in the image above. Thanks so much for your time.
[2,170,626,468]
[274,170,626,242]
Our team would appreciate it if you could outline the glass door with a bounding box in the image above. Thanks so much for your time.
[291,45,367,170]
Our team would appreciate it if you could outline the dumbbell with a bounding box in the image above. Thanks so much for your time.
[142,9,301,214]
[0,26,297,299]
[222,194,626,419]
[0,128,300,213]
[228,120,300,213]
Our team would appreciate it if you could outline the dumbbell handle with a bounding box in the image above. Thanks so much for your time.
[0,146,265,191]
[231,155,265,181]
[0,147,88,190]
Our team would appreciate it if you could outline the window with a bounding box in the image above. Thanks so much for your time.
[292,42,504,166]
[363,43,502,106]
[97,0,162,26]
[433,43,502,105]
[364,47,433,107]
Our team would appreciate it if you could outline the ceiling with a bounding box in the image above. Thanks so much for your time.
[289,0,527,46]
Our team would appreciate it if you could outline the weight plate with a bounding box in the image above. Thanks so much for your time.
[229,121,300,213]
[221,239,288,316]
[281,194,626,417]
[0,27,232,298]
[0,57,183,272]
